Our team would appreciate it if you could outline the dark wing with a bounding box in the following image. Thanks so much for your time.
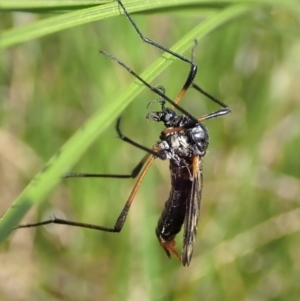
[181,156,203,267]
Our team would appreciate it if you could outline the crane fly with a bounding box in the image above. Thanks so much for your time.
[15,0,231,266]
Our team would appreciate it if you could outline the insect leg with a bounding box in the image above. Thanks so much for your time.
[65,116,168,181]
[64,152,151,179]
[115,117,167,159]
[116,0,197,105]
[99,50,198,123]
[192,83,231,122]
[15,156,155,232]
[188,40,231,119]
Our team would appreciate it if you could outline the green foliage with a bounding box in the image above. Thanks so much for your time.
[0,1,299,300]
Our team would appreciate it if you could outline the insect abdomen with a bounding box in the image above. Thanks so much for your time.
[155,163,192,259]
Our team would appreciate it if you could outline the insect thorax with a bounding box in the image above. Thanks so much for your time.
[148,107,210,164]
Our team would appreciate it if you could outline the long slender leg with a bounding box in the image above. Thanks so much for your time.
[16,156,156,232]
[100,50,198,123]
[116,0,197,104]
[190,41,231,116]
[173,40,199,105]
[65,116,167,181]
[192,83,231,121]
[115,117,167,159]
[191,40,230,109]
[192,83,229,109]
[188,40,231,117]
[64,152,151,179]
[197,108,230,122]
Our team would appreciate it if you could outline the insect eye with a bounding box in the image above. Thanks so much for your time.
[164,113,172,121]
[163,109,176,123]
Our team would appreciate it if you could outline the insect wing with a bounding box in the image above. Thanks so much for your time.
[181,157,202,266]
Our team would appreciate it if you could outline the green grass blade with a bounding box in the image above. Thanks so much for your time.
[1,0,237,49]
[1,0,298,49]
[0,0,109,10]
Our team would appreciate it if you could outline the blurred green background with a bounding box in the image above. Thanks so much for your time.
[1,1,300,300]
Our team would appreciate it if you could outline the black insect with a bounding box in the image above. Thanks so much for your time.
[146,96,209,266]
[15,0,230,266]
